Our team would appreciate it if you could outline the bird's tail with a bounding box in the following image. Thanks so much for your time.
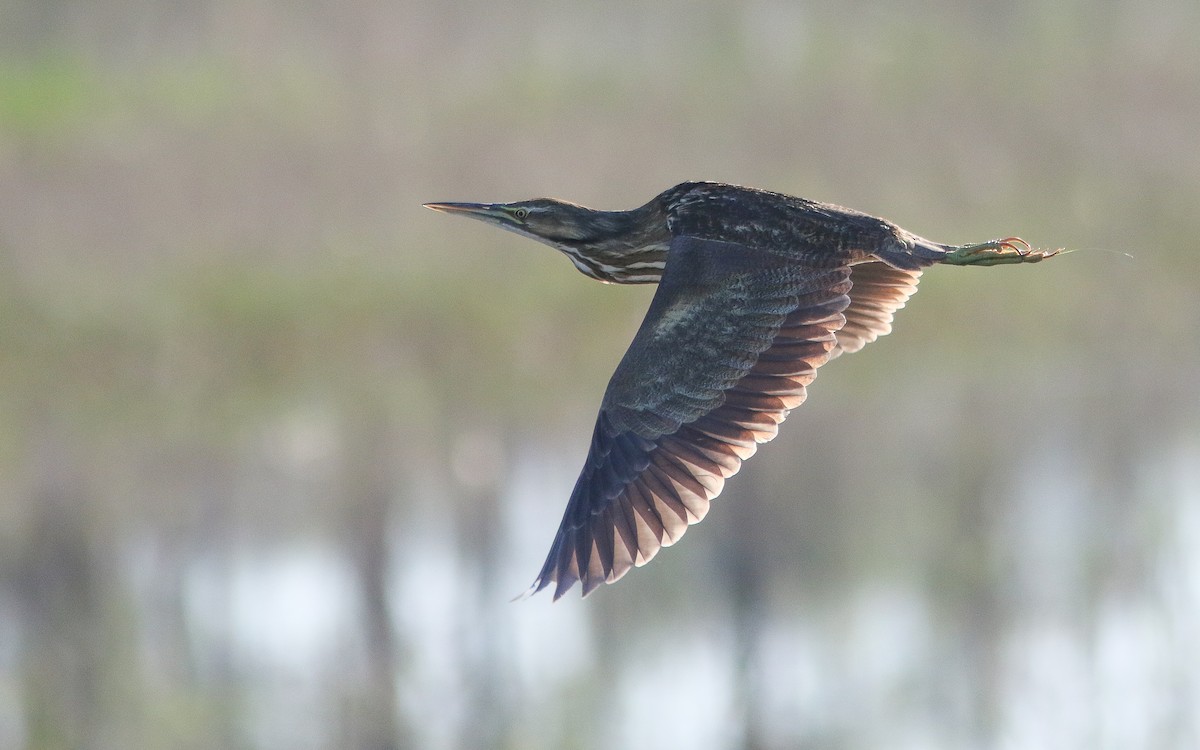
[875,232,957,270]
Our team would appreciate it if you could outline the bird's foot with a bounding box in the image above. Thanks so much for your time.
[943,237,1060,266]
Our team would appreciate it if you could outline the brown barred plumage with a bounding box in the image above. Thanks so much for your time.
[425,182,1058,599]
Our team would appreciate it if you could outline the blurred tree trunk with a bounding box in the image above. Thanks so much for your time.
[452,428,510,750]
[934,450,1007,745]
[339,405,407,750]
[9,427,119,750]
[720,474,771,750]
[15,492,102,750]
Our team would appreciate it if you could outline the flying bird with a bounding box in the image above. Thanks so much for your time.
[425,181,1057,599]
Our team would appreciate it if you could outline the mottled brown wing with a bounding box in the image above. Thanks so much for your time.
[830,261,922,359]
[526,236,853,599]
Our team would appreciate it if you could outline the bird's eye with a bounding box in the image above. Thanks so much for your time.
[513,208,529,219]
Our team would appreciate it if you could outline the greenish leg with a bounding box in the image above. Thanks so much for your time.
[942,237,1059,266]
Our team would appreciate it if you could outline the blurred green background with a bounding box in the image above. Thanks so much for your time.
[2,1,1199,748]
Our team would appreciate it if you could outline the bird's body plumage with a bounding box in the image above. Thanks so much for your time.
[425,181,1056,599]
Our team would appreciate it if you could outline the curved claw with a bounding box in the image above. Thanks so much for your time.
[997,237,1033,256]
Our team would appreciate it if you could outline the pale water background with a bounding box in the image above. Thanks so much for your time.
[2,2,1199,748]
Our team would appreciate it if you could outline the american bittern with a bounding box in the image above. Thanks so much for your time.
[425,181,1057,599]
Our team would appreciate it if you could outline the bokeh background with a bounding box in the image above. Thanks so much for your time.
[2,1,1199,748]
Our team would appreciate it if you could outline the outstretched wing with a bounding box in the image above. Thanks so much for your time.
[831,261,923,358]
[526,236,853,599]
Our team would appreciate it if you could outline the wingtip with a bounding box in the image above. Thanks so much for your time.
[510,584,537,603]
[511,575,582,603]
[513,574,551,602]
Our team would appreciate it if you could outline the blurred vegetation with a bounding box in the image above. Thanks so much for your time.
[1,1,1198,749]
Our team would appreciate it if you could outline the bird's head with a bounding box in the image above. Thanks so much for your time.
[423,198,609,249]
[424,196,669,283]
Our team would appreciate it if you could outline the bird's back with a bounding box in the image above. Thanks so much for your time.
[656,182,897,267]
